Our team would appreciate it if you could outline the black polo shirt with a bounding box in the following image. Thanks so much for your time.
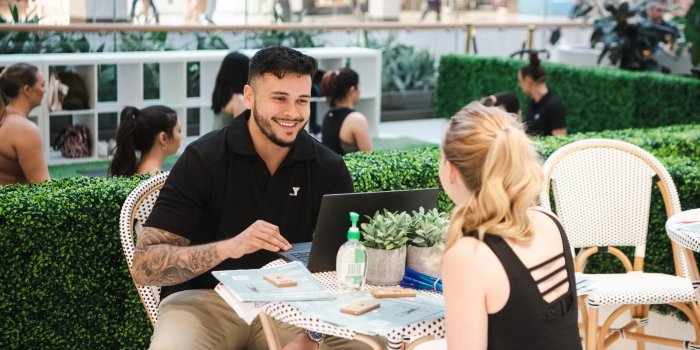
[145,110,354,299]
[525,90,566,136]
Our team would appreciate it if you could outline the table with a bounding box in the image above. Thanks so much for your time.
[259,260,445,350]
[666,208,700,252]
[665,208,700,287]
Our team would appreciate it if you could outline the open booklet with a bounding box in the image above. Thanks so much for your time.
[212,261,336,325]
[289,291,444,336]
[212,261,335,302]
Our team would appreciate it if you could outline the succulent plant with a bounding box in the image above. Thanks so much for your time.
[409,207,449,249]
[360,209,411,250]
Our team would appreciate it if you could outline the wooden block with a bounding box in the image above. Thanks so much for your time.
[371,287,416,298]
[263,273,297,288]
[340,300,381,315]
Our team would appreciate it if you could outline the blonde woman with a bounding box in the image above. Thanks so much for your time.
[438,102,581,349]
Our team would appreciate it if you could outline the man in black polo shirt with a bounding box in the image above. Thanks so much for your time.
[132,47,358,350]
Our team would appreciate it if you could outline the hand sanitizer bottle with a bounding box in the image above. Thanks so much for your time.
[336,212,367,290]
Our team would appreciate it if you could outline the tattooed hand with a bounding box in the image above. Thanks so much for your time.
[131,226,225,286]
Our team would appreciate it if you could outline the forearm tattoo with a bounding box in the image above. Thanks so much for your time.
[132,227,224,286]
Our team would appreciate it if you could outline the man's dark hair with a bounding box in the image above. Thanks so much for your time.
[248,47,317,83]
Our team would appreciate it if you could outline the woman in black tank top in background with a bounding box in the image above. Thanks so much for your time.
[319,68,372,155]
[434,102,582,349]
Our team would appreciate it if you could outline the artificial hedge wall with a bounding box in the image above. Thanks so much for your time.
[1,124,699,348]
[436,55,700,133]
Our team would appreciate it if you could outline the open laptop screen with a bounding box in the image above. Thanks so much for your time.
[278,188,439,272]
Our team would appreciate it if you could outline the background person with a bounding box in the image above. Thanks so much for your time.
[108,105,182,176]
[211,51,250,130]
[134,47,364,350]
[0,63,49,185]
[480,92,521,115]
[439,102,581,349]
[320,68,372,155]
[518,52,567,136]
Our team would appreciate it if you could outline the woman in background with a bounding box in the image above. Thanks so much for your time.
[320,68,372,155]
[109,105,182,176]
[0,63,50,185]
[518,52,567,136]
[439,102,580,349]
[211,51,249,130]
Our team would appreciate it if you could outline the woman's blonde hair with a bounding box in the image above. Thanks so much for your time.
[442,102,544,251]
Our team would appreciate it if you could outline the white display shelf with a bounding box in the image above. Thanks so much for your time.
[0,48,382,165]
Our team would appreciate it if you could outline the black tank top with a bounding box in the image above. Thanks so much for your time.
[321,107,355,155]
[464,211,582,350]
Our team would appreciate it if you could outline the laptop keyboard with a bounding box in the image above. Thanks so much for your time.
[290,251,310,263]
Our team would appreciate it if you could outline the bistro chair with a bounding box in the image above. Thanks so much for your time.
[538,139,700,350]
[118,172,169,326]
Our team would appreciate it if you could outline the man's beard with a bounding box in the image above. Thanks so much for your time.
[252,104,305,148]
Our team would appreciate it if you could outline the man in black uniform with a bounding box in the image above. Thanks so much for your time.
[132,47,361,350]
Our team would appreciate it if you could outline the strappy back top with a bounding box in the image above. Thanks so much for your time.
[464,210,582,350]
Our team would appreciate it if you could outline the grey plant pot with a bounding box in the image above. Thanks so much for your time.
[406,245,442,278]
[366,246,407,286]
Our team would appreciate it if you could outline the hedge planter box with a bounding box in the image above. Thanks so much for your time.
[381,90,434,122]
[406,245,442,278]
[366,246,406,286]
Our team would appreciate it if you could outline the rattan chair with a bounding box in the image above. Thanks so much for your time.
[538,139,700,350]
[118,172,169,326]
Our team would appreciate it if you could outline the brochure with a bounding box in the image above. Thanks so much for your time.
[214,282,269,325]
[212,261,335,302]
[289,291,444,336]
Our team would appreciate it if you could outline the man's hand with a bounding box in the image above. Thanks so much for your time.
[282,333,319,350]
[224,220,292,259]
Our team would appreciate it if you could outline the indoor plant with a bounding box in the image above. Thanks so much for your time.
[406,207,449,278]
[361,209,411,286]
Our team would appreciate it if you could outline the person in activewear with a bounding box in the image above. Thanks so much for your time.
[438,102,581,349]
[319,68,372,155]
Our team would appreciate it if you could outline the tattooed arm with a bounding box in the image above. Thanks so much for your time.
[131,220,293,286]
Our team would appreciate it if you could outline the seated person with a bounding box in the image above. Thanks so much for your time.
[211,51,250,130]
[320,68,372,155]
[108,105,182,176]
[518,52,567,137]
[480,92,521,115]
[438,102,581,349]
[645,0,682,48]
[0,63,50,185]
[132,47,371,350]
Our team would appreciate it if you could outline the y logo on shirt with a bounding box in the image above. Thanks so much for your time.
[289,187,301,196]
[533,113,541,120]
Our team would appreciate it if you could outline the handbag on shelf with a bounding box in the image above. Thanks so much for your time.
[57,71,90,110]
[47,72,69,112]
[52,124,91,158]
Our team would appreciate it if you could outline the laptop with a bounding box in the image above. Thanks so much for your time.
[277,188,439,272]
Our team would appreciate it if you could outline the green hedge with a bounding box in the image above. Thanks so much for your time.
[436,55,700,133]
[1,124,699,348]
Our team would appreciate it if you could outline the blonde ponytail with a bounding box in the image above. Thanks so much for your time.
[443,102,544,252]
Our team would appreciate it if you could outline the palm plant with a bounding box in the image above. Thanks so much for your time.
[591,1,678,71]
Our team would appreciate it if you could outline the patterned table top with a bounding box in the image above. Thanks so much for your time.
[263,260,445,349]
[666,208,700,252]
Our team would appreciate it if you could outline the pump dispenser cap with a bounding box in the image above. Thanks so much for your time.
[348,212,360,240]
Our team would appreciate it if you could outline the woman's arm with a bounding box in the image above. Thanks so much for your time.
[443,238,490,350]
[15,121,50,183]
[344,112,372,153]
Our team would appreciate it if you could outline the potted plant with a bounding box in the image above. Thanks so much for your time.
[678,1,700,78]
[590,1,679,72]
[361,209,411,286]
[407,207,449,278]
[363,33,437,121]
